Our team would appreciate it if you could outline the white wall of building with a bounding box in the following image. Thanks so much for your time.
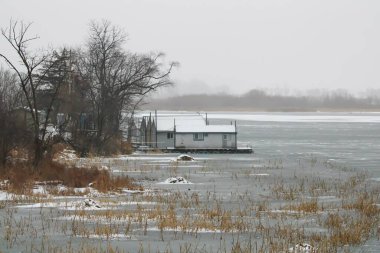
[157,132,175,149]
[175,133,236,149]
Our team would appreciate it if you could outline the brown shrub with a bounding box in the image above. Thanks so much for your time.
[1,160,141,194]
[121,141,133,155]
[1,164,34,194]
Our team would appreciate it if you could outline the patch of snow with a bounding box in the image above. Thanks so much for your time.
[0,191,9,201]
[77,233,134,240]
[306,195,337,200]
[175,154,194,161]
[267,210,308,215]
[119,170,150,173]
[74,187,89,194]
[17,199,156,210]
[175,165,203,168]
[100,165,109,171]
[158,176,192,184]
[117,156,173,161]
[118,201,157,205]
[62,200,108,211]
[289,243,316,253]
[122,189,147,194]
[16,202,60,209]
[151,114,206,132]
[250,173,270,176]
[146,227,238,233]
[32,185,47,195]
[54,148,78,161]
[40,124,59,140]
[84,198,101,209]
[0,180,9,189]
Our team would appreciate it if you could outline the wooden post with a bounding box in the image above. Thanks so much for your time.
[144,117,147,146]
[173,119,176,149]
[149,112,152,147]
[155,110,158,148]
[234,120,237,150]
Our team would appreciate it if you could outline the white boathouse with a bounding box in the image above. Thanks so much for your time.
[138,112,251,153]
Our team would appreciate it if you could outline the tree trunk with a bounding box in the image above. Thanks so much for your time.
[33,137,43,170]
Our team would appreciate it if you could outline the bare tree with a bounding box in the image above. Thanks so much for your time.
[77,20,176,154]
[0,67,25,165]
[0,21,69,168]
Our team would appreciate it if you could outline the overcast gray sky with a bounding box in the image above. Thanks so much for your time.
[1,0,379,96]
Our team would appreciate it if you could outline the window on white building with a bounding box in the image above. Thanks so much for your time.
[193,133,204,141]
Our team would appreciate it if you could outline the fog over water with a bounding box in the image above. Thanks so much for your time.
[1,0,380,95]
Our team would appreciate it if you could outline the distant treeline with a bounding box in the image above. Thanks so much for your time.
[146,89,380,111]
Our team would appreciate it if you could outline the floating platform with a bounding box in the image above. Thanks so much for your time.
[163,147,253,154]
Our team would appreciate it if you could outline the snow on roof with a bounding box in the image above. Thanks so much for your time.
[138,112,236,133]
[176,124,236,133]
[155,114,206,131]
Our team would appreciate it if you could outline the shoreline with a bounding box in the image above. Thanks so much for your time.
[142,107,380,113]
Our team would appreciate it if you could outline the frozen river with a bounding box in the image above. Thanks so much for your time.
[209,111,380,174]
[0,111,379,252]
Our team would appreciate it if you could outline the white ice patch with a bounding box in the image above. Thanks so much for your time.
[16,202,62,209]
[61,200,108,211]
[250,173,270,176]
[118,201,157,205]
[0,191,9,201]
[122,189,149,194]
[306,195,337,200]
[117,156,174,161]
[146,227,237,233]
[175,165,203,168]
[17,199,156,210]
[76,233,135,240]
[158,177,192,184]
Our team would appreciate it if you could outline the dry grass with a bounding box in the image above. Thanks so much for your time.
[1,156,379,253]
[326,214,374,247]
[0,160,141,194]
[343,191,379,217]
[286,199,319,213]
